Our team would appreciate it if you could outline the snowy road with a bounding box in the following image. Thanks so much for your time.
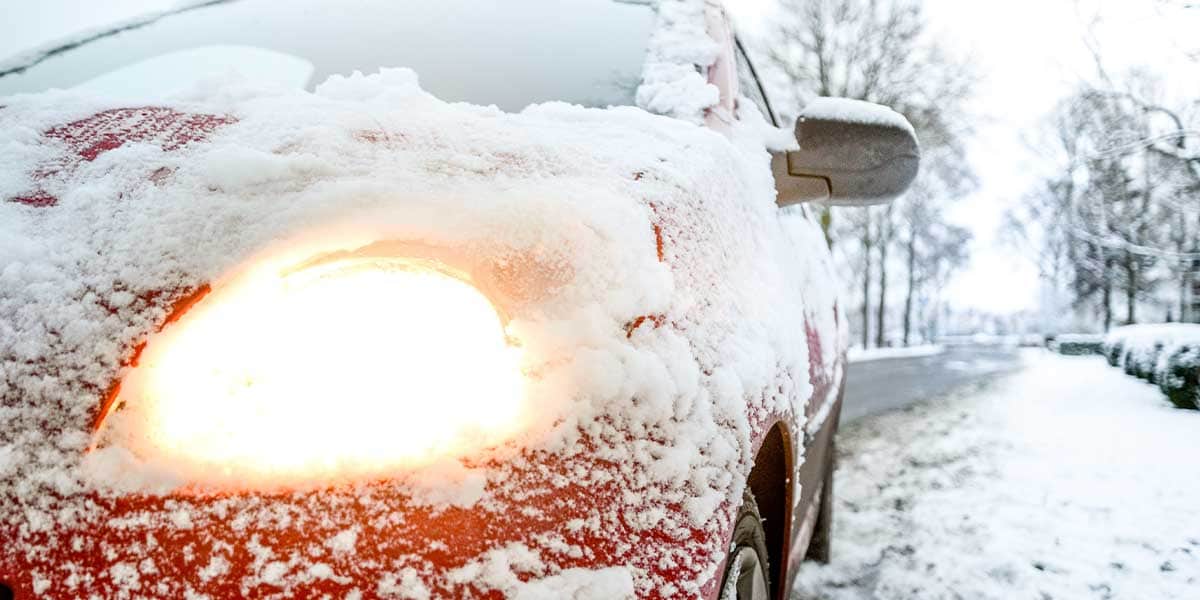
[842,343,1024,422]
[796,350,1200,599]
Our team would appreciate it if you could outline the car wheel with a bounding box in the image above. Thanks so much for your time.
[719,490,771,600]
[805,444,835,564]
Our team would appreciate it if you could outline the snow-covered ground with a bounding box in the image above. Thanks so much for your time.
[847,344,944,364]
[795,350,1199,599]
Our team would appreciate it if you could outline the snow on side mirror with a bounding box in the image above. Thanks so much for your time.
[773,98,920,207]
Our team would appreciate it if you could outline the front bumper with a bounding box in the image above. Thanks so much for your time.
[1,435,731,599]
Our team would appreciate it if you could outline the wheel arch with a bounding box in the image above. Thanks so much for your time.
[746,419,795,599]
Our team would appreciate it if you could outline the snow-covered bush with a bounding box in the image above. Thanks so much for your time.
[1127,343,1163,381]
[1050,334,1102,356]
[1156,344,1200,410]
[1104,325,1200,409]
[1104,337,1126,367]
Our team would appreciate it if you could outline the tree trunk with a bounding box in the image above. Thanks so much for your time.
[875,238,889,348]
[1193,259,1200,324]
[902,233,917,346]
[1181,271,1190,324]
[1125,259,1137,325]
[861,213,873,348]
[1179,211,1190,324]
[1102,256,1114,331]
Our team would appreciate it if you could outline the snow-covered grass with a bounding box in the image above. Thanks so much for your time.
[794,350,1200,599]
[847,344,943,364]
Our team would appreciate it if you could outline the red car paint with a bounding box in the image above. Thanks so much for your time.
[11,107,235,207]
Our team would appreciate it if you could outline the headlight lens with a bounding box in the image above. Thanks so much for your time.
[102,255,526,488]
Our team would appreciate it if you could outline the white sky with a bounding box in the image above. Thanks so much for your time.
[926,0,1199,315]
[924,0,1092,315]
[4,0,1198,316]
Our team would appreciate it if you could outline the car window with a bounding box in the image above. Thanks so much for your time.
[73,46,315,100]
[0,0,655,112]
[733,38,777,126]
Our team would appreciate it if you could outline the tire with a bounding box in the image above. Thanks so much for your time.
[805,444,835,564]
[718,490,771,600]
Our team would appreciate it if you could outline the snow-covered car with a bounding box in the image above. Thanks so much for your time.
[0,1,918,598]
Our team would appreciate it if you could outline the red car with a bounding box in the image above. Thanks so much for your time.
[0,1,918,598]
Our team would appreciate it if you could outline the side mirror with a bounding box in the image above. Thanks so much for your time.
[773,98,920,207]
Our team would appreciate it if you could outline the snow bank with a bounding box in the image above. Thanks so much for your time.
[0,3,842,597]
[848,344,943,364]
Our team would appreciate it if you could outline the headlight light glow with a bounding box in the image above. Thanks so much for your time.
[99,254,527,488]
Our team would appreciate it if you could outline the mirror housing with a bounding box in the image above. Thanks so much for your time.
[773,98,920,207]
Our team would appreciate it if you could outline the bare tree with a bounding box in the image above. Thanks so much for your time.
[900,182,971,345]
[759,0,978,346]
[874,203,896,347]
[834,206,875,347]
[1010,72,1200,329]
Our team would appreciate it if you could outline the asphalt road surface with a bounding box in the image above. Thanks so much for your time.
[841,343,1025,423]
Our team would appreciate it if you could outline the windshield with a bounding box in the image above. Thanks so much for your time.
[0,0,656,111]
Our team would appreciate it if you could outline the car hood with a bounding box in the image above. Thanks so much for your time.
[0,68,838,598]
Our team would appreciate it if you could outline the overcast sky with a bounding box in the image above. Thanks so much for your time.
[4,0,1198,316]
[924,0,1199,315]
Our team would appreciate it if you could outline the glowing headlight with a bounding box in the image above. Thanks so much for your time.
[102,255,526,488]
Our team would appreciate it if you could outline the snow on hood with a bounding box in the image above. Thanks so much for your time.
[2,64,806,489]
[0,8,842,598]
